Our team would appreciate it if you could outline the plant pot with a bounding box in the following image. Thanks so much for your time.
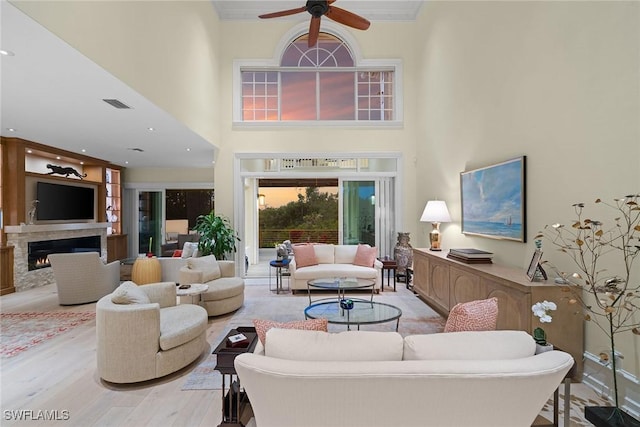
[535,343,554,354]
[585,406,640,427]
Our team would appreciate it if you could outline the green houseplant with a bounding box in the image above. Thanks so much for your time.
[537,195,639,426]
[192,211,240,260]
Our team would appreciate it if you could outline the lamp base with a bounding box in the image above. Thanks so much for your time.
[429,223,443,251]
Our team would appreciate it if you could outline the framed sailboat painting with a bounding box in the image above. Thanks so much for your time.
[460,156,526,242]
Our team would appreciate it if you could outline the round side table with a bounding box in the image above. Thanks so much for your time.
[132,256,161,285]
[176,283,209,304]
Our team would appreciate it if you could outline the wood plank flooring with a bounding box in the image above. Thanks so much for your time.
[1,280,604,426]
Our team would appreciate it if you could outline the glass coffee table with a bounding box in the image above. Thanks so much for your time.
[304,300,402,331]
[306,277,376,306]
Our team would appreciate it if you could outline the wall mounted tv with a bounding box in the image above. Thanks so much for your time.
[36,181,95,221]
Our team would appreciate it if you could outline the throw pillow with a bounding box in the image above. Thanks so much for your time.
[181,241,199,259]
[292,244,318,268]
[253,318,328,345]
[353,244,377,267]
[186,255,221,282]
[111,281,151,305]
[172,249,183,258]
[443,297,499,332]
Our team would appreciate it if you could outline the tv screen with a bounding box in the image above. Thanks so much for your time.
[36,181,95,221]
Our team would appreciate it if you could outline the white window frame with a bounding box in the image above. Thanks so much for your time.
[233,22,403,128]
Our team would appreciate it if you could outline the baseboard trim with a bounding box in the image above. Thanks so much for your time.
[582,351,640,418]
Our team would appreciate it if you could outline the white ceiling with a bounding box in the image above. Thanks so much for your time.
[212,1,424,21]
[0,1,423,169]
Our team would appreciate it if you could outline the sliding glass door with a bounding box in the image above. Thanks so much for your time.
[341,181,375,246]
[138,190,163,255]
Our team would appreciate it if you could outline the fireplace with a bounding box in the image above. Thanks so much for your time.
[5,222,109,292]
[28,236,101,271]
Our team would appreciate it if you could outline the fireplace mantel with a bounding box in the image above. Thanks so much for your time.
[5,222,109,234]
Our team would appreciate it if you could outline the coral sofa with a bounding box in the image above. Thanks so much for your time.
[235,329,574,427]
[288,244,383,292]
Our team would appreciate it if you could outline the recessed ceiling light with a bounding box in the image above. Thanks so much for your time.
[186,148,191,152]
[56,156,61,160]
[125,161,129,164]
[81,149,86,153]
[7,128,16,132]
[0,49,15,56]
[147,127,154,131]
[80,161,84,165]
[27,149,33,154]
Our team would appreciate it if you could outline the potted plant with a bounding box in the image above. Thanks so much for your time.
[192,211,240,260]
[537,195,639,426]
[532,300,557,353]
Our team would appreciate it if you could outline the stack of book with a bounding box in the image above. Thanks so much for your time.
[447,248,493,264]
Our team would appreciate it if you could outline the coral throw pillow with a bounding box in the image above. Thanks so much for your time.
[292,244,318,268]
[253,318,328,345]
[353,244,377,267]
[444,297,499,332]
[172,249,183,258]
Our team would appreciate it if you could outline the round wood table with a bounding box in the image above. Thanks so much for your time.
[132,256,162,285]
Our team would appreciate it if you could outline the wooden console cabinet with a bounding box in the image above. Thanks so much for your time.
[413,248,584,379]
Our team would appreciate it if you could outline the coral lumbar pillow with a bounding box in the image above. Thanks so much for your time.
[252,318,328,345]
[353,244,377,267]
[444,297,499,332]
[292,244,318,268]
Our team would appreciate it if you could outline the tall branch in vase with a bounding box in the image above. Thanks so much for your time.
[536,194,640,416]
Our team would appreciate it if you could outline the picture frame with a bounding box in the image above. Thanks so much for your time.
[460,156,526,242]
[526,250,546,281]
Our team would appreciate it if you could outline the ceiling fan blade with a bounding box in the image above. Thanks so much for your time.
[308,16,321,47]
[259,6,307,19]
[325,6,370,30]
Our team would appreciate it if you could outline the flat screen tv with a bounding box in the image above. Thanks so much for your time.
[36,181,95,221]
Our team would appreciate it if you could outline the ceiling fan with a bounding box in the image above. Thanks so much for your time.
[259,0,371,48]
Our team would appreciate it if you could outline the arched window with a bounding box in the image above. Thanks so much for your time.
[239,32,397,123]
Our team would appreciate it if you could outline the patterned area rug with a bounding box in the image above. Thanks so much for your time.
[182,354,223,390]
[0,311,95,358]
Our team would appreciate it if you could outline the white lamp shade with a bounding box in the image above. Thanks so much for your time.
[420,200,451,223]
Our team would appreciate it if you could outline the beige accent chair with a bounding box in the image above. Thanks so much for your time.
[96,281,208,383]
[179,255,245,317]
[48,252,120,305]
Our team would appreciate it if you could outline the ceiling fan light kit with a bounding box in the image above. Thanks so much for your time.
[259,0,371,47]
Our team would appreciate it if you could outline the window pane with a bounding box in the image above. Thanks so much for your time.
[320,72,355,120]
[281,72,316,120]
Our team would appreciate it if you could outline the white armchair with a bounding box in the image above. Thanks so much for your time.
[48,252,120,305]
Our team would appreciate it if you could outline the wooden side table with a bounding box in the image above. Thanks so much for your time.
[213,327,259,427]
[377,257,397,292]
[131,256,161,285]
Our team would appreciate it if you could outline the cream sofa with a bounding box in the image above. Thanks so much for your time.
[288,244,383,292]
[179,256,245,317]
[235,329,574,427]
[96,281,208,383]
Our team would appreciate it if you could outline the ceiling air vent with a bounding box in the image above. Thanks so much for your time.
[128,148,144,152]
[102,99,132,109]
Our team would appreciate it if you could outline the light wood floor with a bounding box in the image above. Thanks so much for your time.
[1,280,604,427]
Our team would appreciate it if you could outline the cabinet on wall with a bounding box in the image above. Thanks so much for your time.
[0,137,128,269]
[413,248,584,379]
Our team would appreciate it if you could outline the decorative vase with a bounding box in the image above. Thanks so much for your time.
[535,343,554,354]
[393,232,413,281]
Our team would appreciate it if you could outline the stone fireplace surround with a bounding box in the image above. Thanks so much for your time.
[5,223,109,292]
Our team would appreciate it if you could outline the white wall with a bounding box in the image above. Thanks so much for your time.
[416,1,640,378]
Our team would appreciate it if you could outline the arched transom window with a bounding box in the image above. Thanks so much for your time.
[240,32,395,122]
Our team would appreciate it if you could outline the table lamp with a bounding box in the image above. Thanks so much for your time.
[420,200,451,251]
